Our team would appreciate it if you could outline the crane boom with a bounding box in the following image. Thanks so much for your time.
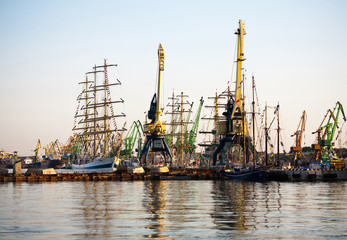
[290,110,307,162]
[143,44,166,135]
[188,97,204,151]
[156,44,164,123]
[231,19,246,119]
[330,101,346,142]
[34,139,41,162]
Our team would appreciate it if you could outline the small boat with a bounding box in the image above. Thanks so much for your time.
[225,163,268,181]
[72,156,119,173]
[225,169,268,182]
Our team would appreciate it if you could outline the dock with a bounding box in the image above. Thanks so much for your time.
[0,168,225,183]
[2,167,347,183]
[268,168,347,181]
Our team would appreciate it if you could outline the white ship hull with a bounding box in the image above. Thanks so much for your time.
[72,157,119,173]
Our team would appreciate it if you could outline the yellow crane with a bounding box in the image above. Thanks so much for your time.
[0,149,12,160]
[213,20,249,166]
[61,134,77,155]
[33,139,41,163]
[290,110,307,164]
[43,139,62,160]
[140,44,172,166]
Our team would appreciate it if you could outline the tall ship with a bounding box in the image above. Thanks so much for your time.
[72,60,126,173]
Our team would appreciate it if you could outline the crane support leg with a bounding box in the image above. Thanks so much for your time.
[213,135,253,166]
[140,135,172,166]
[140,139,152,166]
[213,138,227,166]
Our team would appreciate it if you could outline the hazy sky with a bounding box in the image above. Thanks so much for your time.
[1,0,346,156]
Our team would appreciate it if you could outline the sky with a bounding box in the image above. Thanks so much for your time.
[1,0,347,156]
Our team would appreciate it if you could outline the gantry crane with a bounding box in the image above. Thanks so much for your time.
[187,97,204,153]
[43,139,62,160]
[121,120,143,159]
[140,44,172,165]
[213,20,249,166]
[0,149,15,160]
[320,101,346,163]
[33,139,41,163]
[290,110,307,164]
[311,109,334,160]
[61,133,78,156]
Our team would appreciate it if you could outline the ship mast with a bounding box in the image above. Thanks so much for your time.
[252,75,256,167]
[93,66,97,157]
[93,60,118,157]
[265,103,268,166]
[277,103,280,164]
[104,60,108,156]
[85,75,89,154]
[74,60,126,160]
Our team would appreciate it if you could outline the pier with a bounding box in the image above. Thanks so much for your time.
[0,168,225,183]
[268,168,347,181]
[1,167,347,183]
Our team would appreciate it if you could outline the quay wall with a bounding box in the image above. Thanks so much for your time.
[0,168,225,183]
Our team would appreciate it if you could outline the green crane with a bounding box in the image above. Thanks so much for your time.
[187,97,204,153]
[73,135,84,155]
[121,120,143,159]
[320,101,346,163]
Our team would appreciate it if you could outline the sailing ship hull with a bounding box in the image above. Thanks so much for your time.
[72,157,118,173]
[225,169,268,182]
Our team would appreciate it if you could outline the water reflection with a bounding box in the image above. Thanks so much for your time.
[75,182,113,239]
[211,181,249,231]
[263,183,270,229]
[1,181,347,239]
[142,181,168,238]
[275,182,282,227]
[211,181,285,235]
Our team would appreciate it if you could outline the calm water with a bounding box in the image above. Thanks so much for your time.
[0,180,346,239]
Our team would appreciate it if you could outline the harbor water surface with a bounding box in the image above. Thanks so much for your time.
[0,180,346,239]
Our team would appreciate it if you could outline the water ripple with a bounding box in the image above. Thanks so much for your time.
[0,180,346,239]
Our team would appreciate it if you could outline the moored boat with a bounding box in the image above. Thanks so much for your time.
[71,60,126,173]
[72,156,120,173]
[225,167,268,181]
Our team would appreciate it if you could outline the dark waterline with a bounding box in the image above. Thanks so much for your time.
[0,181,346,239]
